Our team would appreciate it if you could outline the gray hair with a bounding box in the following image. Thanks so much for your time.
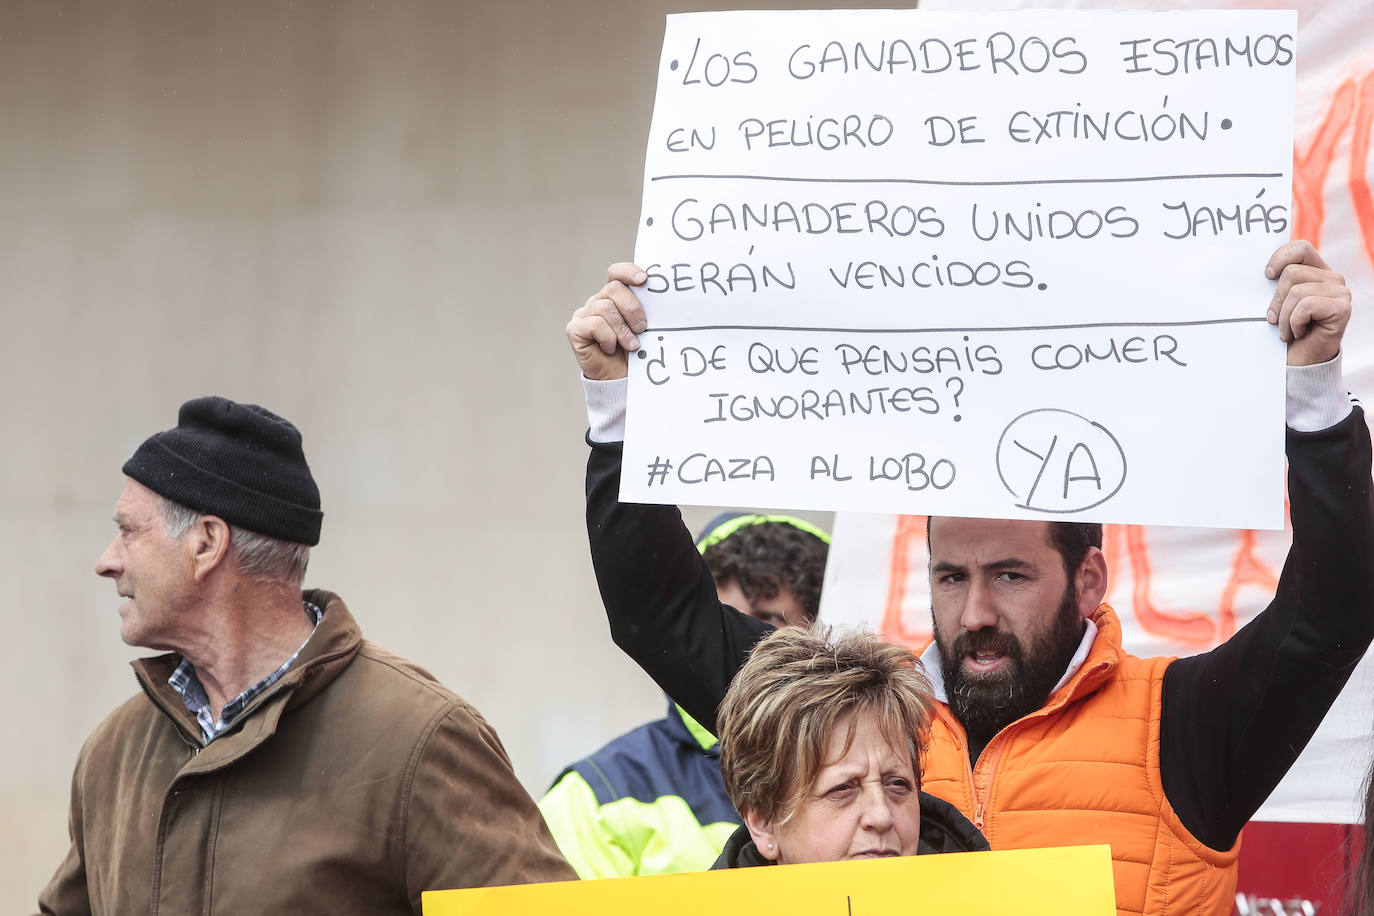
[158,498,310,587]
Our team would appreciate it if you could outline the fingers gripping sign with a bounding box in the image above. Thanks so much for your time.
[567,263,650,381]
[1265,240,1353,367]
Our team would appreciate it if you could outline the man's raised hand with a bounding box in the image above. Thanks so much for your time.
[567,263,649,381]
[1266,240,1353,367]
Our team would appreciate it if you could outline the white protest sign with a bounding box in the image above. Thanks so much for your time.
[623,9,1295,529]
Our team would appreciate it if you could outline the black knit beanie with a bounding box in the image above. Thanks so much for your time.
[122,397,323,545]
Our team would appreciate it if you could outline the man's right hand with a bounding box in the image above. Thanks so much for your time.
[566,263,649,381]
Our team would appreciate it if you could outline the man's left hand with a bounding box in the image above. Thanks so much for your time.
[1266,240,1353,367]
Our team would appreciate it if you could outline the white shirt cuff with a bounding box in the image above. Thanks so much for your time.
[584,376,627,443]
[1286,352,1352,432]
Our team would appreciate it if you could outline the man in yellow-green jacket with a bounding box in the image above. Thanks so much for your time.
[539,513,829,878]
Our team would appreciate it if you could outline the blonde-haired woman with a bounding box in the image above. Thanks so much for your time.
[714,626,988,867]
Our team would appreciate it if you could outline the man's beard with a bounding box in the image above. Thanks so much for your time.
[935,583,1086,756]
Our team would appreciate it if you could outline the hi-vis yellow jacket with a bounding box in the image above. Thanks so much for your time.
[539,702,739,878]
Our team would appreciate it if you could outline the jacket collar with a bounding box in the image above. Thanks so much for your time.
[667,700,719,752]
[1055,603,1124,707]
[131,589,362,768]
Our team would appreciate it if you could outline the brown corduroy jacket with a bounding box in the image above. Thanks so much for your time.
[36,589,575,915]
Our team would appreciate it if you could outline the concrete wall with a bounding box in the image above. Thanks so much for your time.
[0,1,850,908]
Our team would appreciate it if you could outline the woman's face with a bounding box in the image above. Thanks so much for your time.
[745,709,923,865]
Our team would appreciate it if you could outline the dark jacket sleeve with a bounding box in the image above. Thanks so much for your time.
[401,703,576,908]
[586,438,771,735]
[1160,406,1374,850]
[35,742,94,916]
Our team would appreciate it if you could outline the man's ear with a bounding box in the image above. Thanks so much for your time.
[189,515,233,581]
[1076,546,1109,618]
[742,808,781,862]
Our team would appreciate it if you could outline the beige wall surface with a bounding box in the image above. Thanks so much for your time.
[0,1,850,909]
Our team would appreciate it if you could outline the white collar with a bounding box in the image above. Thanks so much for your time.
[919,617,1100,705]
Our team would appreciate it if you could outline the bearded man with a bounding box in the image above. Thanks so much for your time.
[927,519,1099,761]
[565,240,1374,916]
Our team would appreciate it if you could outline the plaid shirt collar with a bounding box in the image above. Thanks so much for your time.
[169,601,324,745]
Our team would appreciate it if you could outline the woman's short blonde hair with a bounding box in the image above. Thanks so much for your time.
[717,625,934,827]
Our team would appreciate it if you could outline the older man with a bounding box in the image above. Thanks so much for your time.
[36,397,573,915]
[566,241,1374,916]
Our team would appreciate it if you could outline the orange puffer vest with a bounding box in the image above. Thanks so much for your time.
[920,604,1239,916]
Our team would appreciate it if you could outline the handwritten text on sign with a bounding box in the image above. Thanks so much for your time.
[622,10,1294,529]
[422,845,1115,916]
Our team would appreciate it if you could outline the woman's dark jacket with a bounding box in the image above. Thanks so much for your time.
[711,791,989,868]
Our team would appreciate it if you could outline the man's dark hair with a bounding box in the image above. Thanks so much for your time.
[1046,522,1103,578]
[702,522,829,620]
[925,519,1103,578]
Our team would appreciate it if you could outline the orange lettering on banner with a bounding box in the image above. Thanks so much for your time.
[881,515,932,648]
[1216,529,1280,643]
[1082,524,1281,648]
[1349,69,1374,266]
[1111,524,1219,646]
[1291,67,1374,264]
[1291,79,1356,247]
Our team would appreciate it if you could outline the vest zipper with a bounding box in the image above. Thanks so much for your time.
[969,706,1040,842]
[973,733,1012,838]
[948,712,985,832]
[965,663,1107,839]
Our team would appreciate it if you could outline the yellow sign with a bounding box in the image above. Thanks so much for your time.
[423,845,1115,915]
